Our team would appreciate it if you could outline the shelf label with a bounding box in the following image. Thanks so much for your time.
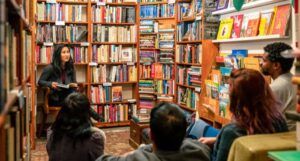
[168,0,175,4]
[43,42,53,46]
[195,16,202,21]
[80,42,89,46]
[195,87,201,92]
[128,99,136,103]
[97,1,106,6]
[89,62,98,66]
[143,62,152,65]
[103,82,112,86]
[55,21,65,26]
[126,62,134,66]
[46,0,56,3]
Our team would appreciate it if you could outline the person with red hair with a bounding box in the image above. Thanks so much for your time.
[199,68,288,161]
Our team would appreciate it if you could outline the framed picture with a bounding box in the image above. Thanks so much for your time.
[216,0,229,10]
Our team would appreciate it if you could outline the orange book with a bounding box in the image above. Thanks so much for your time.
[270,4,291,36]
[154,63,163,79]
[245,12,260,37]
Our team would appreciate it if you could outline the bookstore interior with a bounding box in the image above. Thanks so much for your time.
[0,0,300,160]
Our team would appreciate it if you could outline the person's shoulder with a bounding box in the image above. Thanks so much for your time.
[43,64,54,71]
[90,127,106,143]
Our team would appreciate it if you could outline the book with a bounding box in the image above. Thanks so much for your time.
[231,14,243,38]
[112,86,122,102]
[258,9,274,36]
[244,12,260,37]
[217,18,234,40]
[270,4,291,36]
[57,83,78,89]
[216,0,229,10]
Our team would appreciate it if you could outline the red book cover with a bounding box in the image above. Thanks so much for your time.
[231,14,243,38]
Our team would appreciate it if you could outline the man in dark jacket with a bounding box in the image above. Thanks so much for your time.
[96,102,211,161]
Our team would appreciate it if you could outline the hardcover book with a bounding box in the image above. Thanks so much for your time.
[217,18,234,40]
[231,14,243,38]
[270,4,291,36]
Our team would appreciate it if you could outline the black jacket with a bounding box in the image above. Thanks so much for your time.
[38,64,76,106]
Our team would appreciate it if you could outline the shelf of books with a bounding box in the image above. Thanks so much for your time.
[200,0,296,128]
[138,0,176,116]
[138,0,176,112]
[1,0,33,160]
[175,0,219,117]
[90,1,138,127]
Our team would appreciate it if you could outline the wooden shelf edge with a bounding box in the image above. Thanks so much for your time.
[212,0,288,15]
[212,35,289,43]
[95,121,130,128]
[37,0,88,4]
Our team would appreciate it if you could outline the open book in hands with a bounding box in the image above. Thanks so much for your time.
[56,83,78,89]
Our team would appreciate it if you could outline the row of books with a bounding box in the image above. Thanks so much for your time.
[92,25,136,42]
[91,85,126,103]
[140,49,174,63]
[139,63,174,79]
[155,80,175,95]
[140,4,175,19]
[36,3,87,22]
[91,65,137,83]
[177,0,202,21]
[36,46,88,64]
[36,24,87,43]
[177,66,202,87]
[176,44,202,63]
[177,86,199,109]
[177,20,202,41]
[217,4,291,40]
[92,5,135,23]
[91,104,130,122]
[92,45,136,63]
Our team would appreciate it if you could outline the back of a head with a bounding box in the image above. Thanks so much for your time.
[150,102,187,151]
[264,42,294,73]
[229,68,283,134]
[53,92,92,138]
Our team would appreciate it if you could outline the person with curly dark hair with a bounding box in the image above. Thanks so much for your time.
[47,92,105,161]
[199,68,288,161]
[260,42,296,130]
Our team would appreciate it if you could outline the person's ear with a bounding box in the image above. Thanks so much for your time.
[273,62,281,70]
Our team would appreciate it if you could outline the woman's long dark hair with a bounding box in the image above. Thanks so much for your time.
[229,68,284,134]
[51,44,74,77]
[50,93,92,150]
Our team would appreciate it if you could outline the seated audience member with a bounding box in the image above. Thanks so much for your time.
[199,68,288,161]
[96,102,211,161]
[260,42,296,129]
[47,93,105,161]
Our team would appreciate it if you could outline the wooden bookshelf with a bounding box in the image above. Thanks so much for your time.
[0,0,33,159]
[138,1,176,108]
[31,0,139,143]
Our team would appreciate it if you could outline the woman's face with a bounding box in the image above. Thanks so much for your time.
[60,47,71,64]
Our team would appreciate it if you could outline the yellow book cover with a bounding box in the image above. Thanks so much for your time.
[258,9,274,36]
[243,57,260,71]
[217,18,234,40]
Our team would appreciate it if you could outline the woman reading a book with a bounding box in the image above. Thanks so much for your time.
[47,92,105,161]
[38,44,77,106]
[38,44,102,120]
[199,68,288,161]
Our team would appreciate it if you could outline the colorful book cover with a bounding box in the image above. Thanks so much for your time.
[112,86,122,102]
[270,4,291,36]
[217,18,234,40]
[231,14,243,38]
[258,9,274,36]
[245,12,260,37]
